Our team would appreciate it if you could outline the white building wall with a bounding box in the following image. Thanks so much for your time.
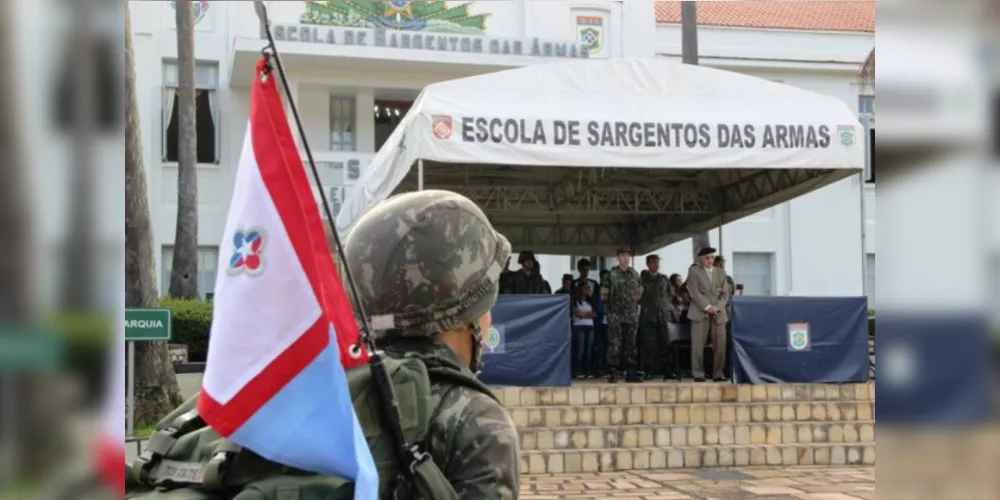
[131,0,874,301]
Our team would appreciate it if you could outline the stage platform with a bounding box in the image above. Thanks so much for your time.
[491,381,875,473]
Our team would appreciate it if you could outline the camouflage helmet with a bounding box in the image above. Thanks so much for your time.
[343,189,511,339]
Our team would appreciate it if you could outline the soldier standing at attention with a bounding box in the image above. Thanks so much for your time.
[344,190,520,499]
[509,250,552,294]
[499,257,514,294]
[602,247,643,383]
[639,254,673,380]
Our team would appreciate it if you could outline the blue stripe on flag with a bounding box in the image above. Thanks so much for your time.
[229,344,378,499]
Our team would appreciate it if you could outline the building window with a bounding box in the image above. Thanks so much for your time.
[330,97,356,151]
[732,252,775,296]
[865,253,876,310]
[858,95,875,115]
[162,61,220,164]
[161,246,219,300]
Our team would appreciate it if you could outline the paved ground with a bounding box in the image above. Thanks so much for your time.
[520,467,874,500]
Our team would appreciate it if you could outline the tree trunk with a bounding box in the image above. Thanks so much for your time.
[168,0,200,300]
[61,0,97,311]
[125,3,183,422]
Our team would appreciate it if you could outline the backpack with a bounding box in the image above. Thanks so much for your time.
[125,355,499,500]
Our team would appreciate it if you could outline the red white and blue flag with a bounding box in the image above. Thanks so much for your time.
[97,269,126,494]
[197,58,376,499]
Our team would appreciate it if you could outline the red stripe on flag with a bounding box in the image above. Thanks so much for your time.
[247,59,368,371]
[96,438,124,495]
[198,317,329,435]
[197,58,368,433]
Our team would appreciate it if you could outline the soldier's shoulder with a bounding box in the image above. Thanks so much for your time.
[428,382,520,498]
[430,382,517,440]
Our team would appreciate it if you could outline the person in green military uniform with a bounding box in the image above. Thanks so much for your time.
[639,254,675,381]
[344,190,520,498]
[508,250,552,294]
[601,247,643,383]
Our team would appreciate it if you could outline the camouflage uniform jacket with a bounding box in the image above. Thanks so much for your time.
[509,269,552,294]
[605,266,643,324]
[639,270,671,325]
[381,337,521,500]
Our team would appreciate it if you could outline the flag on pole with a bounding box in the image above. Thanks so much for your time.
[196,58,376,499]
[96,271,126,494]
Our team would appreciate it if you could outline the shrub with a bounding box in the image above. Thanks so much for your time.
[159,298,213,362]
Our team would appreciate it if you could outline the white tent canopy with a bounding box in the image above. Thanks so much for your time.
[337,58,864,254]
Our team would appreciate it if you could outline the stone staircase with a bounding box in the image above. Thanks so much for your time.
[493,382,875,474]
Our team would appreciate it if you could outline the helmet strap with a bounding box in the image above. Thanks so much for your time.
[470,323,484,375]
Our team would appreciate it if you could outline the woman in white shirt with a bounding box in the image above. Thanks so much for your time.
[572,281,597,378]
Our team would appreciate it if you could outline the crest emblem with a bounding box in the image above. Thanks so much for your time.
[882,342,917,388]
[484,325,506,354]
[431,115,453,140]
[227,228,266,277]
[837,125,856,147]
[787,323,810,351]
[576,15,604,53]
[170,1,210,25]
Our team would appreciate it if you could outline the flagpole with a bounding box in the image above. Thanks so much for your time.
[252,2,430,493]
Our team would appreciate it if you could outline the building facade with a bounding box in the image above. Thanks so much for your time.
[129,1,876,304]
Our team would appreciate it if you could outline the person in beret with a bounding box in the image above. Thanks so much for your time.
[685,247,731,382]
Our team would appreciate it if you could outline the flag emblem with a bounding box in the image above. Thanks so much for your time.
[227,228,266,276]
[576,15,604,53]
[484,325,506,354]
[838,125,856,147]
[432,115,452,140]
[788,323,810,351]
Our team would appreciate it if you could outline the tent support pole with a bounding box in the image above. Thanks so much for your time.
[417,159,424,191]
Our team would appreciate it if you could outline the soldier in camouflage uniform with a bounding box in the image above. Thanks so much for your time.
[343,190,520,499]
[508,250,552,294]
[601,247,643,383]
[639,254,675,380]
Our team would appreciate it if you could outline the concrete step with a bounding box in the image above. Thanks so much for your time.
[518,421,876,450]
[509,400,874,428]
[494,382,874,408]
[519,443,876,474]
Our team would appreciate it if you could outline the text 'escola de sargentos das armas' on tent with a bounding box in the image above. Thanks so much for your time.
[458,118,834,149]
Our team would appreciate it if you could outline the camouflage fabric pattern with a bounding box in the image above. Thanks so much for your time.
[343,190,512,339]
[638,322,668,375]
[382,337,521,500]
[639,270,671,325]
[508,269,551,294]
[605,266,642,324]
[606,320,638,369]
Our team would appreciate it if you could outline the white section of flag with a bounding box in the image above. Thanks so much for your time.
[202,125,323,404]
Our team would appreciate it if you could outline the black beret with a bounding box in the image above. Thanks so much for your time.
[697,247,717,257]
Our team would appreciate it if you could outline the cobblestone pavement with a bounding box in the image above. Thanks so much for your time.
[520,467,874,499]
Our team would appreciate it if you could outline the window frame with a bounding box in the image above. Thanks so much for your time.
[161,60,221,165]
[329,96,356,152]
[732,251,776,296]
[161,245,220,300]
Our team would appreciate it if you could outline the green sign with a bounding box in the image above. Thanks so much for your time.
[124,308,172,341]
[0,327,62,373]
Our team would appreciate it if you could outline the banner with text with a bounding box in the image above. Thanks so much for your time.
[337,59,863,234]
[479,294,571,387]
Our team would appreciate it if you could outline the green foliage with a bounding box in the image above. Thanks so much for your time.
[159,298,213,362]
[48,312,111,396]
